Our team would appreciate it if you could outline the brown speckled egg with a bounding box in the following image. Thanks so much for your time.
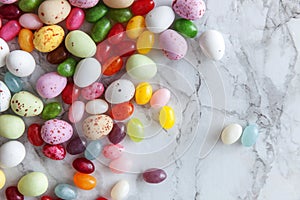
[82,115,113,140]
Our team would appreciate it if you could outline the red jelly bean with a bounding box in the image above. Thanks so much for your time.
[27,123,44,146]
[61,82,80,104]
[95,41,113,64]
[43,144,66,160]
[66,137,87,155]
[107,23,126,45]
[0,4,22,20]
[103,56,123,76]
[96,197,108,200]
[66,7,85,31]
[72,157,95,174]
[5,186,24,200]
[0,20,21,41]
[41,196,62,200]
[131,0,155,15]
[108,122,126,144]
[110,102,134,121]
[115,40,136,57]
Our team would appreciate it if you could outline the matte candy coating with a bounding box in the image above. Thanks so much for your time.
[103,0,133,8]
[17,172,48,197]
[241,125,259,147]
[111,180,129,200]
[0,141,26,168]
[41,119,73,144]
[4,72,23,93]
[150,88,171,108]
[81,82,105,100]
[38,0,71,24]
[6,50,36,77]
[84,140,102,160]
[172,0,206,20]
[0,170,6,189]
[68,101,85,123]
[0,80,11,112]
[82,115,113,140]
[18,13,43,30]
[54,184,78,200]
[221,124,243,145]
[126,54,157,80]
[0,114,25,139]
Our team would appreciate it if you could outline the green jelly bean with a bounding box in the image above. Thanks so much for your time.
[174,18,198,38]
[57,58,77,77]
[91,17,112,43]
[109,8,133,23]
[42,102,62,120]
[127,118,144,142]
[86,4,108,23]
[19,0,42,12]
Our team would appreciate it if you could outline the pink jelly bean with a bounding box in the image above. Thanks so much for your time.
[0,20,21,41]
[19,13,43,30]
[66,7,85,31]
[150,88,171,108]
[103,144,124,160]
[0,18,2,29]
[68,101,85,123]
[81,82,105,100]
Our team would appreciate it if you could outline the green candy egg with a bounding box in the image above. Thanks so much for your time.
[42,102,62,120]
[108,8,133,23]
[91,17,112,43]
[18,0,42,12]
[174,18,198,38]
[0,114,25,139]
[18,172,48,197]
[57,58,77,77]
[127,118,144,142]
[86,4,108,23]
[126,54,157,80]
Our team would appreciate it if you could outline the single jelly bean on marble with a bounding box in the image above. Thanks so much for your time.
[62,82,81,104]
[47,46,68,64]
[43,144,66,160]
[145,6,174,33]
[95,41,113,64]
[111,180,129,200]
[0,170,5,189]
[11,91,44,117]
[172,0,206,20]
[91,17,112,43]
[38,0,71,25]
[0,114,25,139]
[73,172,97,190]
[0,38,9,67]
[221,123,243,145]
[84,140,102,160]
[126,54,157,80]
[159,106,175,130]
[18,172,48,197]
[199,30,225,61]
[136,30,154,55]
[174,18,198,38]
[142,168,167,184]
[54,184,78,200]
[127,118,144,142]
[69,0,99,8]
[107,23,125,45]
[103,144,124,160]
[6,50,36,77]
[72,157,95,174]
[5,186,24,200]
[110,102,134,121]
[0,20,21,42]
[27,123,44,146]
[68,101,85,123]
[108,8,133,23]
[67,137,87,155]
[108,122,126,144]
[103,0,133,8]
[0,4,22,20]
[135,82,152,105]
[19,0,42,12]
[81,82,104,100]
[241,124,259,147]
[131,0,154,15]
[85,3,108,23]
[82,115,113,140]
[57,57,77,77]
[126,15,145,39]
[105,79,135,104]
[109,156,132,174]
[36,72,67,98]
[102,56,123,76]
[42,102,62,120]
[18,29,34,52]
[19,13,43,30]
[85,99,108,115]
[41,119,73,144]
[66,7,85,31]
[150,88,171,108]
[0,141,26,168]
[0,80,11,112]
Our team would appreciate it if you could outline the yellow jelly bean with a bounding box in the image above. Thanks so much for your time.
[135,82,152,105]
[159,106,175,130]
[0,170,6,189]
[137,31,155,54]
[126,15,145,39]
[18,29,34,52]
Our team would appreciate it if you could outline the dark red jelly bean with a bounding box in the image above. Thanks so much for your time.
[66,137,87,155]
[0,20,21,41]
[5,186,24,200]
[43,144,66,160]
[61,82,80,104]
[131,0,155,15]
[142,168,167,184]
[108,122,126,144]
[115,40,136,57]
[27,123,44,146]
[95,41,113,64]
[107,23,126,45]
[96,197,108,200]
[0,4,22,20]
[41,196,62,200]
[72,157,95,174]
[47,46,68,64]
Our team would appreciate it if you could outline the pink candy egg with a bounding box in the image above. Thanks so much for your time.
[41,119,73,145]
[69,0,99,8]
[172,0,206,20]
[103,144,124,160]
[68,101,85,123]
[19,13,43,30]
[81,82,105,100]
[66,7,85,31]
[150,88,171,108]
[36,72,67,99]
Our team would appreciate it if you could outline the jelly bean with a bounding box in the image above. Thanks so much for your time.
[42,102,62,120]
[96,197,108,200]
[81,82,105,100]
[103,144,124,160]
[126,54,157,80]
[72,157,95,174]
[0,170,6,189]
[73,172,97,190]
[41,196,58,200]
[4,72,23,93]
[0,20,21,42]
[109,156,132,173]
[57,58,77,77]
[19,0,42,12]
[95,41,113,64]
[103,56,123,76]
[6,186,24,200]
[85,99,108,115]
[17,172,48,197]
[159,106,175,130]
[150,88,171,108]
[174,18,198,38]
[109,8,133,23]
[43,144,66,160]
[0,18,2,28]
[142,168,167,184]
[18,29,34,52]
[126,15,145,39]
[84,140,102,160]
[115,40,136,57]
[19,13,43,30]
[85,3,108,23]
[66,137,87,155]
[110,102,134,121]
[110,180,129,200]
[54,184,78,200]
[107,23,126,45]
[108,122,126,144]
[68,101,85,123]
[66,8,85,31]
[131,0,154,15]
[135,82,152,105]
[127,118,144,142]
[0,4,22,20]
[91,17,112,43]
[47,46,68,64]
[221,123,243,145]
[27,123,44,146]
[137,31,154,54]
[241,124,259,147]
[61,82,80,104]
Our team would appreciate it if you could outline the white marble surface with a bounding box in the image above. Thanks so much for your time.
[1,0,300,199]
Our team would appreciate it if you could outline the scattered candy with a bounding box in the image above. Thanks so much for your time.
[0,141,26,168]
[66,8,85,31]
[150,88,171,108]
[103,0,133,9]
[126,15,145,39]
[0,170,6,189]
[145,6,174,33]
[18,13,43,30]
[38,0,71,25]
[172,0,206,20]
[110,102,134,121]
[136,30,155,54]
[82,115,113,140]
[135,82,152,105]
[221,123,243,145]
[174,18,198,38]
[108,8,133,23]
[131,0,155,16]
[18,29,34,52]
[85,99,108,115]
[241,124,259,147]
[102,56,124,76]
[103,144,124,160]
[18,0,42,12]
[85,3,108,23]
[57,57,77,77]
[0,20,21,41]
[17,172,48,197]
[0,38,9,67]
[69,0,99,8]
[47,46,68,64]
[0,114,25,139]
[142,168,167,184]
[91,17,112,42]
[61,82,80,104]
[107,23,126,45]
[81,82,105,100]
[159,106,175,130]
[68,101,85,123]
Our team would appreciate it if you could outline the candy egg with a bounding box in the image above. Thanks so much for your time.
[19,13,43,30]
[221,124,243,145]
[110,102,134,121]
[38,0,71,24]
[41,119,73,144]
[81,82,105,100]
[55,184,78,200]
[6,50,36,77]
[111,180,130,200]
[0,114,25,139]
[0,81,11,112]
[17,172,48,197]
[127,118,144,142]
[0,38,9,67]
[42,144,66,160]
[172,0,206,20]
[84,140,102,160]
[85,99,108,115]
[103,144,124,160]
[0,170,5,189]
[159,106,175,130]
[126,54,157,80]
[241,124,259,147]
[105,79,135,104]
[69,0,99,8]
[150,88,171,108]
[68,101,85,123]
[135,82,152,105]
[103,0,133,8]
[145,6,175,33]
[0,141,26,168]
[199,30,225,61]
[143,168,167,184]
[82,115,113,140]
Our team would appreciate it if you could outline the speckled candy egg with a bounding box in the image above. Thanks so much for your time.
[199,30,225,61]
[38,0,71,24]
[105,79,135,104]
[0,81,11,112]
[103,0,133,8]
[145,6,175,33]
[41,119,73,144]
[0,38,9,68]
[69,0,99,8]
[6,50,36,77]
[36,72,67,99]
[172,0,206,20]
[82,115,113,140]
[159,29,187,60]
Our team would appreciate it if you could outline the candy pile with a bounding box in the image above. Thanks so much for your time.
[0,0,227,199]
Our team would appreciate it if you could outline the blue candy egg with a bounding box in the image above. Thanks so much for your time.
[54,184,77,200]
[84,140,102,160]
[4,72,23,93]
[241,124,259,147]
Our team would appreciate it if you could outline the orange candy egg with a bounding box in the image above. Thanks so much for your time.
[73,172,97,190]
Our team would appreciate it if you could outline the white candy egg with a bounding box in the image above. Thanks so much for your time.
[221,123,242,145]
[199,30,225,61]
[145,6,175,33]
[0,38,10,68]
[0,81,11,112]
[0,140,26,168]
[111,180,130,200]
[85,99,108,115]
[6,50,36,77]
[105,79,135,104]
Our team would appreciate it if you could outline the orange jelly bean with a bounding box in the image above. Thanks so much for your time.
[18,28,34,52]
[73,172,97,190]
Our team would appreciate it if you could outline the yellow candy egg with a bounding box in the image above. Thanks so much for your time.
[137,31,155,54]
[135,82,152,105]
[159,106,175,130]
[18,29,34,52]
[0,170,6,189]
[126,15,145,39]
